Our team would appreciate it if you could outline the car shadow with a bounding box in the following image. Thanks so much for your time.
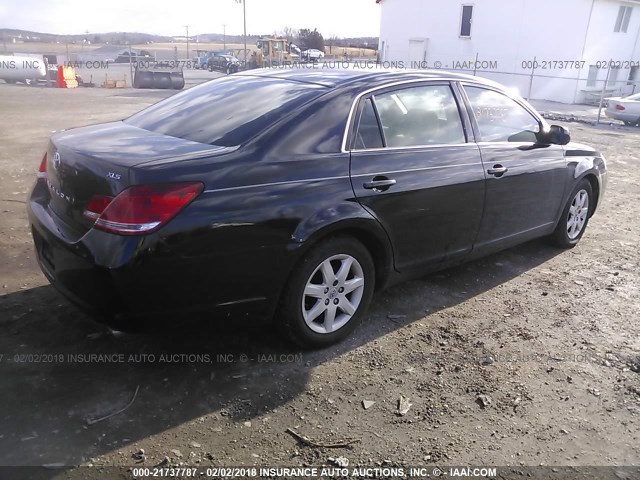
[0,239,564,474]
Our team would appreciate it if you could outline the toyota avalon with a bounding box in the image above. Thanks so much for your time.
[28,69,607,347]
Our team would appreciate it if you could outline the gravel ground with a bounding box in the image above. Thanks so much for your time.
[0,83,638,475]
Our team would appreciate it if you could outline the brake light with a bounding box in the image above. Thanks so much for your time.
[83,195,114,220]
[615,104,626,111]
[83,182,203,235]
[37,153,47,179]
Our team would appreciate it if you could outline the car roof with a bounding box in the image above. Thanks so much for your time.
[235,67,503,89]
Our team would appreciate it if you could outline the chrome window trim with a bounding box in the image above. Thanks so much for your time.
[341,77,463,153]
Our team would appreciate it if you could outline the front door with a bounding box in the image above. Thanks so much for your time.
[349,82,486,271]
[461,85,567,249]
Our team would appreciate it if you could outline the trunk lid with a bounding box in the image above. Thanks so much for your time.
[45,121,228,235]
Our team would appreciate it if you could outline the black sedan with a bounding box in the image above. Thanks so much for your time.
[28,69,607,347]
[207,54,241,74]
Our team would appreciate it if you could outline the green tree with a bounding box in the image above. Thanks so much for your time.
[298,28,325,52]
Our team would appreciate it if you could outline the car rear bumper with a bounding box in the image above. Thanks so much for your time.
[28,182,281,325]
[605,109,639,122]
[29,199,130,319]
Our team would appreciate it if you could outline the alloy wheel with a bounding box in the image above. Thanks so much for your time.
[567,189,589,240]
[301,254,365,334]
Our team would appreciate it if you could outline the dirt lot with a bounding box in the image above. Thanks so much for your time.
[0,82,639,476]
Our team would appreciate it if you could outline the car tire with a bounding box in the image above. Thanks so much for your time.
[550,179,593,248]
[278,236,375,349]
[208,64,214,72]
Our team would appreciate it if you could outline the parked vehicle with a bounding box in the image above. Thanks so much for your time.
[192,50,214,69]
[605,92,640,126]
[207,53,241,74]
[302,48,324,62]
[28,70,607,347]
[114,50,153,63]
[253,38,296,67]
[0,54,47,85]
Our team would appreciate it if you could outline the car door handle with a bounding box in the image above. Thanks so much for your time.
[487,165,508,176]
[363,177,397,191]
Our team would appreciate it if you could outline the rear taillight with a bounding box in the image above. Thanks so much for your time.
[83,195,114,220]
[83,182,203,235]
[37,153,47,179]
[615,104,626,111]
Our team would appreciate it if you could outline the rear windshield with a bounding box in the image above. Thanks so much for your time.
[125,75,326,146]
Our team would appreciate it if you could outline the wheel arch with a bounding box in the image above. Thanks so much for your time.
[582,173,600,216]
[290,215,395,292]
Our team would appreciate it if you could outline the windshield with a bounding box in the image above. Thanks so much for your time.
[125,76,325,146]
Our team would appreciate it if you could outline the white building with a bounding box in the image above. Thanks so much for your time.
[377,0,640,103]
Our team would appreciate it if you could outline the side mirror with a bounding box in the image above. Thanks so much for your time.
[538,125,571,145]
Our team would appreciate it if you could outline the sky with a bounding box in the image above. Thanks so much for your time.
[0,0,381,38]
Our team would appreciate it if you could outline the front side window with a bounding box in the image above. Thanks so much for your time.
[464,86,540,143]
[372,85,466,147]
[460,5,474,37]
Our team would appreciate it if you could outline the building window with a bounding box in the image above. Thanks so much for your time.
[629,65,639,84]
[614,5,633,33]
[608,67,621,87]
[587,66,598,87]
[460,5,473,37]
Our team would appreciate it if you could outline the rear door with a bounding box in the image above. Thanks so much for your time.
[348,82,486,271]
[460,84,567,249]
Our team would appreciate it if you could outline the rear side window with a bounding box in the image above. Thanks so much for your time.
[464,86,540,143]
[372,85,466,147]
[354,99,384,149]
[125,76,325,146]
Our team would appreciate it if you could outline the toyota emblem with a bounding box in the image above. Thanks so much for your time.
[53,152,61,170]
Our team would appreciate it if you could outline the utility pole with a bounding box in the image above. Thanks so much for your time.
[235,0,247,63]
[223,24,226,50]
[128,41,134,88]
[184,25,191,60]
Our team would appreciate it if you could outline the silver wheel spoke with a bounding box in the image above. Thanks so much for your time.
[578,208,587,221]
[340,298,357,316]
[343,276,364,294]
[304,284,325,299]
[320,260,336,285]
[336,257,353,284]
[323,305,337,332]
[305,301,326,323]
